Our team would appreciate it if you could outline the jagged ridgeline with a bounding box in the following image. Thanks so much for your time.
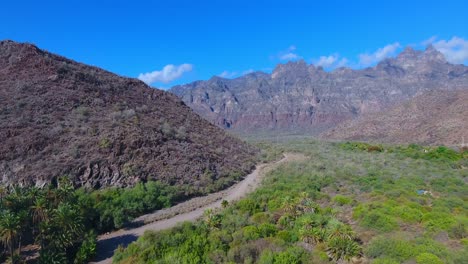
[170,46,468,136]
[0,40,258,189]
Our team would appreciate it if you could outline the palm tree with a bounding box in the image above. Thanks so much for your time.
[0,211,21,263]
[299,227,314,244]
[203,209,221,229]
[55,177,74,204]
[311,227,328,244]
[31,196,49,225]
[15,210,28,259]
[52,203,84,248]
[326,236,361,262]
[282,196,298,216]
[328,223,356,241]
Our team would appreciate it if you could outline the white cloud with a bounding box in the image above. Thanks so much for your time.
[314,54,349,69]
[242,69,255,75]
[218,69,256,78]
[336,58,349,68]
[280,53,299,60]
[278,45,301,61]
[358,42,401,67]
[218,70,238,78]
[316,54,338,68]
[430,36,468,64]
[421,36,437,46]
[138,63,193,85]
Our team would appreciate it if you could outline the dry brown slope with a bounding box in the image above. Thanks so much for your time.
[322,89,468,146]
[0,40,258,189]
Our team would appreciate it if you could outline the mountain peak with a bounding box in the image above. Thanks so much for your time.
[398,46,421,58]
[0,40,42,55]
[272,59,309,79]
[422,44,446,62]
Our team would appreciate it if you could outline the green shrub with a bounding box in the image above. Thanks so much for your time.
[372,257,399,264]
[258,249,275,264]
[242,225,260,241]
[73,231,97,264]
[461,238,468,246]
[416,253,444,264]
[258,223,278,238]
[397,206,423,223]
[273,247,305,264]
[366,236,414,262]
[414,238,450,260]
[360,211,398,232]
[332,195,352,206]
[236,199,261,215]
[276,230,293,243]
[251,212,270,224]
[422,211,456,231]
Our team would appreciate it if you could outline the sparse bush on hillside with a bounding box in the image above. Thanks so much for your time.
[98,137,111,148]
[176,126,187,140]
[109,109,136,122]
[74,106,90,121]
[160,121,175,138]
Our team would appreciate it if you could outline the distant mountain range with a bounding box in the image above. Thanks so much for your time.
[170,46,468,139]
[0,40,258,189]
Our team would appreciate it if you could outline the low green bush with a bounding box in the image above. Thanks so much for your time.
[360,211,399,232]
[416,253,444,264]
[372,257,400,264]
[422,211,457,231]
[332,195,353,206]
[366,236,414,262]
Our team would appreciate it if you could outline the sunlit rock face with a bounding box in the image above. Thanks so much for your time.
[170,46,468,135]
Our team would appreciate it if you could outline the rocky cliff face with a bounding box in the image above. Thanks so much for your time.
[0,40,258,189]
[170,46,468,135]
[322,89,468,146]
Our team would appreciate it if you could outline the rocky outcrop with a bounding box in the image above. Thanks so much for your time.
[170,46,468,135]
[0,40,258,189]
[322,89,468,146]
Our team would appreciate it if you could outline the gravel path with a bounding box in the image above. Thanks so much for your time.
[91,153,306,264]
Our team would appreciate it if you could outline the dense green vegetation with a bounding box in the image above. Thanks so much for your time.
[0,179,97,263]
[0,179,180,263]
[78,181,179,232]
[113,140,467,264]
[0,163,257,263]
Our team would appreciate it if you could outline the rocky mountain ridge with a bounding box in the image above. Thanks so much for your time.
[170,46,468,135]
[0,40,258,189]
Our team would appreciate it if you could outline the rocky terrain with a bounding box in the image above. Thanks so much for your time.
[322,89,468,146]
[0,40,258,189]
[170,46,468,135]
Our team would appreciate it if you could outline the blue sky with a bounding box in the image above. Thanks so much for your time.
[1,0,467,88]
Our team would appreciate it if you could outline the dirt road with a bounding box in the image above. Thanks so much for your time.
[91,153,306,263]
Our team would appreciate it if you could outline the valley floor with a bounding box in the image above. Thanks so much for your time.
[112,140,467,264]
[91,153,306,264]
